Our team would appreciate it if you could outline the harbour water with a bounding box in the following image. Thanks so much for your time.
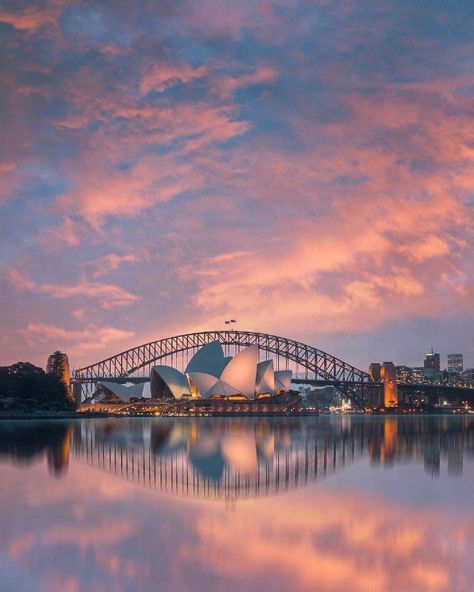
[0,416,473,591]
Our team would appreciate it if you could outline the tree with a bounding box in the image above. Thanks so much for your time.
[0,362,75,411]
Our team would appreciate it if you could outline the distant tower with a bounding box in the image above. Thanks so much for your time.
[46,351,72,399]
[380,362,398,408]
[447,354,463,374]
[424,348,440,371]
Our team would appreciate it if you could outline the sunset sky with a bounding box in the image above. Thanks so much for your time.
[1,0,473,370]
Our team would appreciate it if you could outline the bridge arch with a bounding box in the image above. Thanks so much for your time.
[74,330,372,405]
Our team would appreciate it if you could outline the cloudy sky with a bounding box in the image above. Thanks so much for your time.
[1,0,473,370]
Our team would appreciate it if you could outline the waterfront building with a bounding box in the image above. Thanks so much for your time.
[447,354,463,374]
[46,351,72,399]
[396,365,412,383]
[98,381,149,402]
[463,368,474,383]
[150,366,191,399]
[422,367,440,382]
[411,367,424,383]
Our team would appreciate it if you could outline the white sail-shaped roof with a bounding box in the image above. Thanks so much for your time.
[150,365,191,399]
[207,379,241,398]
[256,359,275,394]
[185,341,226,377]
[188,372,218,398]
[99,381,148,402]
[274,370,292,392]
[220,345,258,399]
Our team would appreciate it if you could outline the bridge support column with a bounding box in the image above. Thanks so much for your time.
[73,382,83,405]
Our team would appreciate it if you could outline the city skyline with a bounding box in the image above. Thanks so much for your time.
[1,0,474,370]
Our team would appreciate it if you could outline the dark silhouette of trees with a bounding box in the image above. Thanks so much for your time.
[0,362,75,411]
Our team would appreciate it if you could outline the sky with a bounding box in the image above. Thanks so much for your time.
[0,0,473,371]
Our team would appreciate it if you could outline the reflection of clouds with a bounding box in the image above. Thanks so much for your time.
[94,550,150,579]
[0,556,35,592]
[42,519,137,553]
[188,493,471,592]
[7,533,35,561]
[0,453,473,592]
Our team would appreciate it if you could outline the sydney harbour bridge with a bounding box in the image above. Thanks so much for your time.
[72,330,474,407]
[72,330,376,406]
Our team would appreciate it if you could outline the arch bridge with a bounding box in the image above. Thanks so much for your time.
[73,330,376,407]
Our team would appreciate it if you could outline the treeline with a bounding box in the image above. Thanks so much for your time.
[0,362,75,411]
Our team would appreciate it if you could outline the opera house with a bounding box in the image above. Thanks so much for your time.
[96,341,293,405]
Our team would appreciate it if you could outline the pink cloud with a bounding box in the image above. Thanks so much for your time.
[140,61,208,94]
[21,323,135,361]
[41,279,141,309]
[0,6,57,32]
[6,269,36,291]
[212,64,278,98]
[6,270,140,309]
[83,253,144,278]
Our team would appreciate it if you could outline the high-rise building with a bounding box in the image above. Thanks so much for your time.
[447,353,463,374]
[424,349,440,372]
[46,351,72,399]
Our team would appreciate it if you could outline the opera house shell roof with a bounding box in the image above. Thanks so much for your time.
[185,341,292,401]
[98,341,292,403]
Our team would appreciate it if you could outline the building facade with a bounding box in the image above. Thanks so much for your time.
[447,354,463,374]
[424,350,440,372]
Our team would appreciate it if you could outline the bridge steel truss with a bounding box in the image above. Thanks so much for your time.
[74,330,375,407]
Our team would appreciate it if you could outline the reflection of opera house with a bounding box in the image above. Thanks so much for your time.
[95,342,295,411]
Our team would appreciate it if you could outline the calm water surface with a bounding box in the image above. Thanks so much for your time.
[0,416,473,592]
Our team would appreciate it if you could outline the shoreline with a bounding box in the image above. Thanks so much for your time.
[0,410,472,420]
[0,411,110,420]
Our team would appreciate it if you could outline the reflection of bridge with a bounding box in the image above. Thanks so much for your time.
[2,417,473,498]
[71,416,474,500]
[73,330,374,406]
[73,418,367,500]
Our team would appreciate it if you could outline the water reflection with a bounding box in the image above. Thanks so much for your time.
[1,417,473,592]
[1,416,473,499]
[0,421,72,477]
